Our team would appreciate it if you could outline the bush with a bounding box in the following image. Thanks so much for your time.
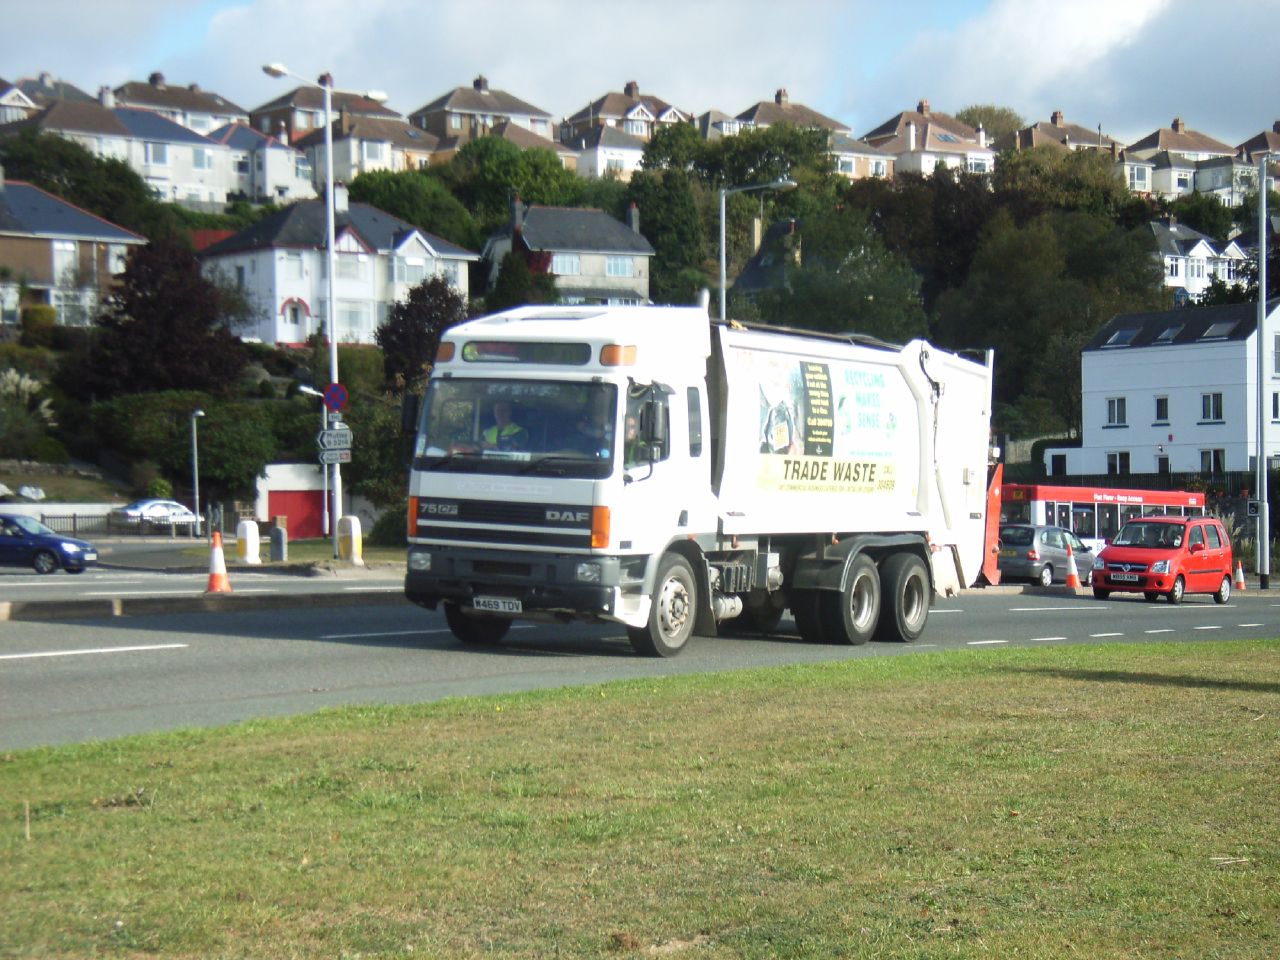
[367,501,408,547]
[146,476,173,499]
[29,435,69,464]
[19,305,56,349]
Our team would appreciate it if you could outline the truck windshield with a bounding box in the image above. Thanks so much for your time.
[414,378,619,478]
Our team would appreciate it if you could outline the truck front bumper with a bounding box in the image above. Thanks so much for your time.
[404,544,626,618]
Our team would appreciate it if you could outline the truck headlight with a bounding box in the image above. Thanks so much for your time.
[1150,560,1170,574]
[575,561,602,583]
[408,550,432,572]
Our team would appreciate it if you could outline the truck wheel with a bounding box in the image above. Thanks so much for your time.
[876,553,930,642]
[628,553,696,657]
[735,593,786,636]
[823,554,880,645]
[444,602,510,644]
[791,590,832,643]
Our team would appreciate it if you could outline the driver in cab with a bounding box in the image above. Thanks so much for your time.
[482,400,528,451]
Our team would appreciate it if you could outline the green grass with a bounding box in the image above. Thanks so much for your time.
[0,471,129,503]
[3,641,1278,958]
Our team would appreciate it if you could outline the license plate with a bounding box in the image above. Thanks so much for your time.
[1111,573,1140,583]
[472,596,522,614]
[999,548,1015,557]
[84,552,98,562]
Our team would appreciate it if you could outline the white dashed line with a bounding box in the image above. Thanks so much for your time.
[1090,632,1124,638]
[0,643,188,661]
[1028,636,1067,642]
[1145,629,1176,634]
[968,640,1008,646]
[1193,625,1222,631]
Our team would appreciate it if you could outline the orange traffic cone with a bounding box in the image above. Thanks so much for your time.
[1064,543,1082,591]
[1234,561,1246,592]
[205,531,232,594]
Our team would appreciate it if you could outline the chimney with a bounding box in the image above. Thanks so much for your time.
[334,182,348,213]
[188,83,201,93]
[907,121,917,152]
[473,75,489,93]
[978,124,987,149]
[98,85,115,109]
[1051,110,1064,127]
[624,80,639,99]
[1110,141,1118,160]
[1273,120,1280,133]
[340,107,350,136]
[1172,117,1186,134]
[510,193,525,233]
[148,71,165,89]
[626,201,640,234]
[775,88,789,105]
[276,120,288,146]
[917,98,930,116]
[38,72,53,88]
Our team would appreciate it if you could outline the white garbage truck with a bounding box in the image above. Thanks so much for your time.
[404,304,996,656]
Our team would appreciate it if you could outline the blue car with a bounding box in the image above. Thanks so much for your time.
[0,514,98,574]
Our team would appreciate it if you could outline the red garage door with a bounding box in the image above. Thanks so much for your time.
[266,490,324,540]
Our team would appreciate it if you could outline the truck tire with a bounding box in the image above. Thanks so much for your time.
[733,593,786,636]
[823,553,880,645]
[444,602,511,644]
[875,553,930,642]
[791,589,832,644]
[628,553,697,657]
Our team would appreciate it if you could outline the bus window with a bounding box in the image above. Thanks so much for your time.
[1143,505,1165,516]
[1072,505,1096,538]
[1098,504,1120,541]
[1003,502,1031,523]
[1056,503,1071,528]
[1121,505,1142,526]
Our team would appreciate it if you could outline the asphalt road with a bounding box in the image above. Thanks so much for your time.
[3,587,1277,751]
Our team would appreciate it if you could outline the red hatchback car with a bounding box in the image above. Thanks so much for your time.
[1091,515,1233,604]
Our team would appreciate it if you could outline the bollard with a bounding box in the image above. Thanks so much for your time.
[337,515,365,566]
[269,525,288,562]
[236,519,261,565]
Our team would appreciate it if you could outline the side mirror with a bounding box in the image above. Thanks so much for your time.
[1189,541,1205,554]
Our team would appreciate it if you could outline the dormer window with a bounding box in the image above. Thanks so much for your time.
[1104,327,1139,347]
[1200,321,1237,340]
[1154,324,1182,344]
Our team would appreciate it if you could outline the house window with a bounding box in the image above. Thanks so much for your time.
[283,251,303,280]
[439,261,461,290]
[1107,451,1130,475]
[450,114,462,130]
[145,141,168,166]
[1167,258,1180,278]
[1189,258,1204,279]
[235,156,250,175]
[605,157,625,173]
[362,141,386,163]
[1272,391,1279,421]
[1154,396,1169,423]
[337,256,366,282]
[1106,397,1127,426]
[551,253,580,275]
[192,147,212,170]
[1200,392,1223,422]
[870,159,886,177]
[606,256,633,278]
[285,304,301,325]
[1200,449,1225,473]
[1274,333,1280,376]
[336,300,371,342]
[1129,166,1147,189]
[108,244,128,276]
[836,157,854,174]
[1156,455,1170,474]
[391,257,428,285]
[52,239,77,283]
[1176,173,1190,189]
[623,119,646,136]
[235,266,246,289]
[295,157,312,180]
[967,158,989,174]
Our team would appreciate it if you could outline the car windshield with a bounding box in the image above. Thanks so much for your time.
[999,526,1034,546]
[6,515,54,536]
[1113,521,1184,548]
[414,378,620,479]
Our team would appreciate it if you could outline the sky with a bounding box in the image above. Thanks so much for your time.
[6,0,1280,148]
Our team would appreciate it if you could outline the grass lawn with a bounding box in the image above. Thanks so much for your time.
[3,640,1277,958]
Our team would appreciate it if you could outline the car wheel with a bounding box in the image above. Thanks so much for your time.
[1092,588,1110,600]
[32,550,59,575]
[1038,564,1054,587]
[1214,575,1231,605]
[1167,575,1185,605]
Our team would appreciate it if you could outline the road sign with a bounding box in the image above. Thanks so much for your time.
[323,382,347,413]
[319,449,352,465]
[317,427,353,450]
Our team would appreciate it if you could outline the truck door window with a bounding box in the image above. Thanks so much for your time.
[687,387,703,457]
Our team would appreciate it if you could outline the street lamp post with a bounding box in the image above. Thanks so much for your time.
[190,408,205,539]
[298,385,330,536]
[718,178,797,320]
[263,62,343,557]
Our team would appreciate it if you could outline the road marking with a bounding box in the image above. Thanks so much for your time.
[968,639,1008,646]
[1028,636,1067,642]
[82,589,276,597]
[321,629,449,639]
[1145,629,1176,634]
[1090,632,1124,638]
[0,643,188,661]
[339,586,402,592]
[1010,606,1106,612]
[1239,623,1265,627]
[1193,625,1222,631]
[931,608,963,614]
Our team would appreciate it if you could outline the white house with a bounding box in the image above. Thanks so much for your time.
[113,72,249,135]
[198,187,479,346]
[1149,220,1248,302]
[561,81,689,144]
[208,122,315,202]
[861,99,994,176]
[1045,299,1280,477]
[570,124,646,181]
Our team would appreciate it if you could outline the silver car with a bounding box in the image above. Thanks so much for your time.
[997,523,1093,587]
[109,498,200,533]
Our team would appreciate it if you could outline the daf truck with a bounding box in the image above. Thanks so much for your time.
[404,304,995,656]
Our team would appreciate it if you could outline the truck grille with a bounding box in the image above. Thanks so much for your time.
[414,497,592,549]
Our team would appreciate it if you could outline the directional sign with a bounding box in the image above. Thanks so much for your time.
[319,449,352,465]
[323,382,347,413]
[317,427,353,450]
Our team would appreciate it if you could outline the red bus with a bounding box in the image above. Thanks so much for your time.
[1001,483,1206,551]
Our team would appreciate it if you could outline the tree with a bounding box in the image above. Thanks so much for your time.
[451,138,582,231]
[374,276,469,393]
[1165,191,1236,241]
[78,235,247,399]
[486,252,558,312]
[348,169,480,250]
[625,170,706,304]
[993,146,1134,221]
[751,207,928,342]
[955,104,1025,142]
[641,122,706,172]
